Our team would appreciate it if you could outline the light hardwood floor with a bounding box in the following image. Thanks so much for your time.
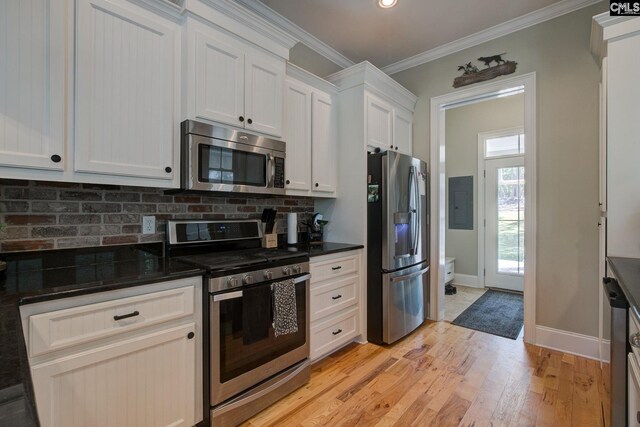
[243,321,610,427]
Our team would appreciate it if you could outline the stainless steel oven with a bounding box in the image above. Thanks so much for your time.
[209,270,310,426]
[181,120,286,195]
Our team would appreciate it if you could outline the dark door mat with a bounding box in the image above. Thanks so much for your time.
[451,289,524,340]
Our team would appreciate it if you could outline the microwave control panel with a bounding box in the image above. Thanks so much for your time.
[274,157,285,188]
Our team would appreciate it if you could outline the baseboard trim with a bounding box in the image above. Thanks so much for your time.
[535,325,610,362]
[452,274,483,288]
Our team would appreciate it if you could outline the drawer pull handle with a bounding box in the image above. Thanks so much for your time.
[332,329,342,335]
[332,294,343,300]
[331,266,342,271]
[114,311,140,321]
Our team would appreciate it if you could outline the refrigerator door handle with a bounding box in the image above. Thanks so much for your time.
[389,265,430,283]
[409,165,420,256]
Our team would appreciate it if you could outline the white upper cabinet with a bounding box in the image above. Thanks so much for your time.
[245,54,284,136]
[75,0,179,180]
[194,30,245,127]
[311,92,336,194]
[283,79,312,191]
[284,65,337,198]
[393,107,413,155]
[187,19,285,138]
[0,0,294,185]
[365,93,393,152]
[0,0,68,171]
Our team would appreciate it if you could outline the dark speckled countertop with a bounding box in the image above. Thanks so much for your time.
[0,240,362,425]
[608,257,640,323]
[0,243,204,426]
[287,242,364,257]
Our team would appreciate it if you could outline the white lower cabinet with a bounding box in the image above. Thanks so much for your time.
[309,250,362,361]
[32,323,196,427]
[23,277,202,427]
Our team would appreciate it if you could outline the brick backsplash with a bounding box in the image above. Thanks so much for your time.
[0,180,314,252]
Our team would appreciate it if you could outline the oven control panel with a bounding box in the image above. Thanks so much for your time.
[210,262,310,293]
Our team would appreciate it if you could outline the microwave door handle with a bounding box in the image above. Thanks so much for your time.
[267,153,275,188]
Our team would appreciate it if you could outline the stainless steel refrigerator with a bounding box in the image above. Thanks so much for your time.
[367,151,429,345]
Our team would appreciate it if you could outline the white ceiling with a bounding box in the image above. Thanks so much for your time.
[256,0,586,70]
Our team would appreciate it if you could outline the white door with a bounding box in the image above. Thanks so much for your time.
[485,156,525,291]
[393,107,413,155]
[75,0,177,180]
[0,0,67,171]
[365,93,393,151]
[244,53,284,137]
[311,92,336,194]
[32,324,196,427]
[283,79,312,192]
[194,29,245,128]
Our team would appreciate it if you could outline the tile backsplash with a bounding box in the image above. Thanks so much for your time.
[0,180,314,252]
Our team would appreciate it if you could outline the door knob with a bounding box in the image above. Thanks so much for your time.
[247,118,253,124]
[239,116,245,122]
[50,154,62,163]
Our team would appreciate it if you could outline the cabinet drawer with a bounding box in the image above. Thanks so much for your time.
[311,275,358,321]
[310,253,359,283]
[29,285,195,357]
[310,307,359,361]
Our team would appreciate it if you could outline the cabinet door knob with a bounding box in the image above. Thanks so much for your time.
[50,154,62,163]
[247,118,253,124]
[315,183,319,188]
[165,166,172,173]
[187,332,195,340]
[239,116,245,122]
[286,179,290,185]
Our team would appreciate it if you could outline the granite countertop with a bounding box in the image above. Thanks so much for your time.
[608,257,640,323]
[287,242,364,258]
[0,243,204,426]
[0,240,362,425]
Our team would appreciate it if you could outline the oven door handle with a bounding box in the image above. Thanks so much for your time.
[292,274,311,284]
[212,274,310,302]
[213,291,243,302]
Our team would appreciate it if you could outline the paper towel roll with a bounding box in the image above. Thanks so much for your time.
[287,213,298,245]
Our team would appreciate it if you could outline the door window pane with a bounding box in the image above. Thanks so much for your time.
[486,134,525,158]
[496,166,524,275]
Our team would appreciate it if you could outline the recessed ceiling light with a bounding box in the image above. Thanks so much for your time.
[378,0,397,8]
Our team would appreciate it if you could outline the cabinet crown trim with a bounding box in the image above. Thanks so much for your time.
[286,63,337,94]
[590,13,640,68]
[326,61,417,112]
[188,0,297,58]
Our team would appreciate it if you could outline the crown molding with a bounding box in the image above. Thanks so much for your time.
[381,0,602,75]
[326,61,417,112]
[128,0,186,21]
[194,0,297,56]
[235,0,355,69]
[591,13,640,65]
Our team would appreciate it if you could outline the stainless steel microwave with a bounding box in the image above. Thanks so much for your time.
[180,120,286,195]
